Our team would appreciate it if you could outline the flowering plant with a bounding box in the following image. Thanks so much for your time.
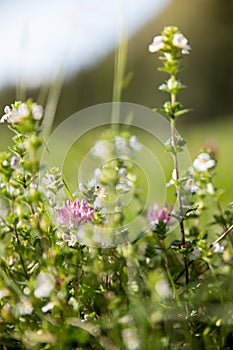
[0,26,232,349]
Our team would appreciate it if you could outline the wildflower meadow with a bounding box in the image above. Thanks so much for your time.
[0,26,232,349]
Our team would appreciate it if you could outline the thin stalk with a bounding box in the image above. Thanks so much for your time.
[161,241,181,306]
[209,176,233,246]
[210,224,233,248]
[42,70,64,140]
[9,195,29,279]
[13,223,29,280]
[111,29,127,133]
[170,90,189,284]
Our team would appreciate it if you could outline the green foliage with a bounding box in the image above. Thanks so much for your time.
[0,28,232,350]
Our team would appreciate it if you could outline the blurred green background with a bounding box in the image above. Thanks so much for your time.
[0,0,232,203]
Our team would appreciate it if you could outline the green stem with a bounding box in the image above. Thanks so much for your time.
[13,223,29,280]
[111,29,127,133]
[161,241,181,306]
[170,95,189,284]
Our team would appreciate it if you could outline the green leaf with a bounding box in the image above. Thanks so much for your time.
[174,108,192,118]
[170,239,193,254]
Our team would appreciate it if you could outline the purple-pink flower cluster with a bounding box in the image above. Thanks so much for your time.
[57,198,94,229]
[148,203,174,226]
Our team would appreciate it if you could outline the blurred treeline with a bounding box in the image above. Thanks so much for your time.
[1,0,233,126]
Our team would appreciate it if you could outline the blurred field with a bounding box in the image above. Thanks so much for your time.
[179,116,233,205]
[0,113,232,205]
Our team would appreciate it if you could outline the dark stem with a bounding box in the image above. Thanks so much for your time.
[184,255,189,285]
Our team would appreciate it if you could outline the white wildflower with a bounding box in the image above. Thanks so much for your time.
[185,178,199,193]
[115,136,128,154]
[1,107,19,123]
[116,178,133,193]
[62,233,70,242]
[8,255,14,266]
[10,156,19,169]
[167,77,174,90]
[32,103,43,120]
[0,288,9,299]
[18,103,29,118]
[121,328,139,350]
[94,196,103,209]
[81,314,89,323]
[17,298,33,315]
[88,167,101,188]
[129,135,142,151]
[190,248,201,261]
[68,233,78,247]
[193,153,215,172]
[34,272,55,298]
[155,279,171,298]
[0,106,12,123]
[212,242,224,253]
[41,301,56,313]
[148,35,165,53]
[173,33,191,54]
[91,141,111,159]
[164,52,172,61]
[119,167,127,177]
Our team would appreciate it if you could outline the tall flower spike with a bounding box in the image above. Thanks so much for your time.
[0,101,43,123]
[148,27,191,56]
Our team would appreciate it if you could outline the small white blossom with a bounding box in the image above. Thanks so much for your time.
[212,242,224,253]
[116,178,133,193]
[164,52,172,61]
[18,103,29,118]
[185,178,199,193]
[155,279,171,298]
[0,106,12,123]
[91,141,111,159]
[88,167,102,188]
[94,196,103,209]
[193,153,215,172]
[0,106,22,123]
[0,288,9,299]
[167,77,174,90]
[32,103,43,120]
[4,106,11,114]
[119,167,127,177]
[172,33,191,54]
[41,301,56,313]
[68,233,78,247]
[190,248,201,261]
[34,272,55,298]
[10,156,20,169]
[148,35,165,53]
[81,314,89,323]
[115,136,128,154]
[8,255,14,266]
[129,135,142,151]
[17,298,33,315]
[121,328,139,350]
